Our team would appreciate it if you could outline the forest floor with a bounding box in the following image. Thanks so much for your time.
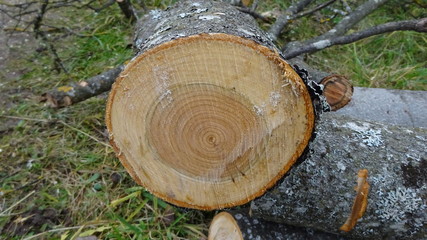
[0,0,425,239]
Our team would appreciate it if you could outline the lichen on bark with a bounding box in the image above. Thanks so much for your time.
[251,113,427,239]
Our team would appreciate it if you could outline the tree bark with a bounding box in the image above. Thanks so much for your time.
[251,113,427,239]
[106,0,316,210]
[335,87,427,129]
[41,65,124,108]
[227,210,346,240]
[116,0,136,22]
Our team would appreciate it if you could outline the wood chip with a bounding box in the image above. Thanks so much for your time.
[340,169,370,232]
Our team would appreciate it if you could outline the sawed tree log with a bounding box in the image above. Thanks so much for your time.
[105,0,317,210]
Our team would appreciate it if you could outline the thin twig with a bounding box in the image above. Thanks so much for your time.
[33,0,48,38]
[295,0,337,18]
[38,31,68,73]
[237,6,271,23]
[85,0,115,12]
[268,0,315,40]
[283,0,390,55]
[116,0,137,22]
[282,18,427,59]
[0,115,51,123]
[59,121,112,148]
[22,221,112,240]
[251,0,259,12]
[0,190,35,216]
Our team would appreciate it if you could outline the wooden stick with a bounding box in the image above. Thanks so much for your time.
[41,65,124,108]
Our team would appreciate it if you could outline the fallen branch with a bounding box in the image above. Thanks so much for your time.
[283,0,389,55]
[268,0,314,40]
[41,65,124,108]
[237,6,271,23]
[85,0,115,12]
[116,0,137,22]
[283,18,427,59]
[294,0,337,19]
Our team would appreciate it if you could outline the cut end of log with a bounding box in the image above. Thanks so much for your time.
[320,74,353,111]
[208,212,243,240]
[106,33,315,209]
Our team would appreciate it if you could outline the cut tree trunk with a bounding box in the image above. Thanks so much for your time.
[251,113,427,239]
[105,0,315,210]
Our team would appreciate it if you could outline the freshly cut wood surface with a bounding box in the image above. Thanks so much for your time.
[106,0,315,210]
[209,212,243,240]
[320,74,353,111]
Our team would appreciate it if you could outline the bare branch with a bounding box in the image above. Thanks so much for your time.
[295,0,337,19]
[33,0,48,38]
[250,0,259,12]
[323,0,389,38]
[41,65,124,108]
[116,0,137,22]
[268,0,315,41]
[283,0,389,55]
[237,6,271,23]
[283,18,427,59]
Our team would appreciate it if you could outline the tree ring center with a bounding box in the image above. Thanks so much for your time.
[146,83,267,182]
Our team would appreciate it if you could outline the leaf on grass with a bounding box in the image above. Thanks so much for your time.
[109,191,141,208]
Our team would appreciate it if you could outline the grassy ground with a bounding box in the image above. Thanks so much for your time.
[0,0,425,239]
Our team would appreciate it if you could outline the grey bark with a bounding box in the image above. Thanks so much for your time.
[251,113,427,239]
[134,0,279,56]
[336,87,427,129]
[41,65,124,108]
[227,209,347,240]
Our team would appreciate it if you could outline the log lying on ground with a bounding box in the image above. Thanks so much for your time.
[226,210,346,240]
[335,87,427,128]
[106,0,316,210]
[209,210,346,239]
[251,113,427,239]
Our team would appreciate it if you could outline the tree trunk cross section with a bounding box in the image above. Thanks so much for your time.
[105,0,315,210]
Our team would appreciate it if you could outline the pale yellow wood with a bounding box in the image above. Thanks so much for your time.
[208,212,243,240]
[106,33,314,209]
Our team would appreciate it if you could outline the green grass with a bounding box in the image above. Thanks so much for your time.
[0,0,425,239]
[304,0,427,90]
[259,0,426,90]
